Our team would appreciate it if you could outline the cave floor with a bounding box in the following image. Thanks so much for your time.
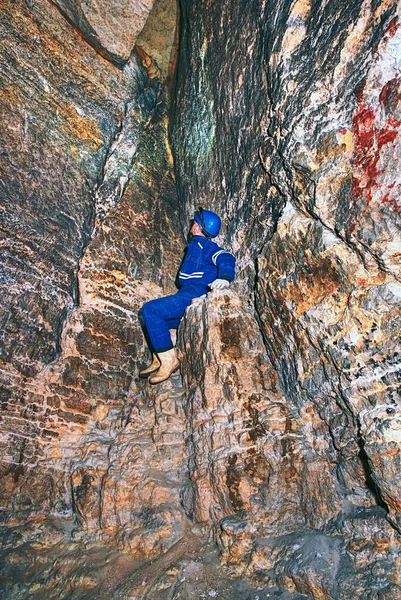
[0,522,307,600]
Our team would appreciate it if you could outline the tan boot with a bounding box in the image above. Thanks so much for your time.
[139,353,161,378]
[149,348,180,384]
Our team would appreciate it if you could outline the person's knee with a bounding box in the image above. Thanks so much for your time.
[141,303,151,321]
[141,299,160,320]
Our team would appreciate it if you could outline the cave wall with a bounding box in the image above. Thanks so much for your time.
[171,0,401,597]
[0,0,401,598]
[0,0,187,558]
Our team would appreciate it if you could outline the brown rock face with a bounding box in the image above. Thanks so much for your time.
[52,0,156,63]
[1,0,401,598]
[0,0,184,562]
[177,292,400,599]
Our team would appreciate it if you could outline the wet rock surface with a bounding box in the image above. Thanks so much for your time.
[1,0,401,598]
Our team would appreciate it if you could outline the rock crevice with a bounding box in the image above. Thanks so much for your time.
[1,0,401,598]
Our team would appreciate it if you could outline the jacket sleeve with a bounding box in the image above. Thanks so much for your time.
[211,246,236,282]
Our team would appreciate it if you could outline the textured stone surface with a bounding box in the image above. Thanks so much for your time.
[52,0,155,63]
[171,0,401,597]
[0,0,133,377]
[136,0,178,81]
[172,0,282,291]
[0,0,184,560]
[177,292,401,599]
[1,0,401,597]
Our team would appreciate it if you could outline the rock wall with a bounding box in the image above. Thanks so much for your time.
[177,292,401,599]
[171,0,401,597]
[1,0,401,598]
[0,0,186,561]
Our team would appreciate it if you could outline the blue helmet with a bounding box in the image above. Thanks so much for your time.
[194,207,221,238]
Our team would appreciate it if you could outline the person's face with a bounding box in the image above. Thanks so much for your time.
[191,220,202,236]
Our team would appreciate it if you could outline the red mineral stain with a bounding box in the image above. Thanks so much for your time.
[352,176,364,197]
[351,99,400,205]
[385,16,399,38]
[377,127,398,147]
[379,77,401,108]
[376,17,400,51]
[354,80,366,103]
[352,106,375,149]
[381,183,399,212]
[390,199,401,214]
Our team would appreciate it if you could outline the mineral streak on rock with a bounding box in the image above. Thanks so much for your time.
[0,0,184,559]
[1,0,401,597]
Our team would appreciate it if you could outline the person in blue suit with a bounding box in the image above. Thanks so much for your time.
[139,207,236,384]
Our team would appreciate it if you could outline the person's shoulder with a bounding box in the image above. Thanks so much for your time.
[201,239,223,259]
[204,238,223,251]
[193,237,218,251]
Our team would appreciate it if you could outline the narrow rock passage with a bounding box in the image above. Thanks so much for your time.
[1,0,401,598]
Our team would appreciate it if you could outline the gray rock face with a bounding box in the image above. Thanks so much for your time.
[172,0,283,286]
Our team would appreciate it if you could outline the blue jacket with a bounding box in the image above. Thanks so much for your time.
[178,236,235,290]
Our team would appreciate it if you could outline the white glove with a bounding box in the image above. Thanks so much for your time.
[209,278,230,290]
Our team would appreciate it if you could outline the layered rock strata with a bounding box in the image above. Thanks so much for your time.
[0,0,185,561]
[0,0,401,598]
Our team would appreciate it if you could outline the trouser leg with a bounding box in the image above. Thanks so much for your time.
[140,291,194,353]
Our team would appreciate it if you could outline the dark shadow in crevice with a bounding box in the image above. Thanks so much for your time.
[357,435,401,534]
[357,441,388,511]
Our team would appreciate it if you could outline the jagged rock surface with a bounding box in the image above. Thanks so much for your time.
[1,0,401,598]
[0,0,187,569]
[171,0,401,597]
[178,292,401,599]
[52,0,156,63]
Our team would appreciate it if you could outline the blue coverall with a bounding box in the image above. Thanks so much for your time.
[140,235,236,352]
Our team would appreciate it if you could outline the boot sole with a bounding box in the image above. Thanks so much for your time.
[138,366,160,379]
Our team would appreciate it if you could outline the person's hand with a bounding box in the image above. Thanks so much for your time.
[209,279,229,290]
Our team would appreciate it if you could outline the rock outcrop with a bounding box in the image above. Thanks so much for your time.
[178,292,401,599]
[52,0,156,64]
[1,0,401,598]
[0,0,184,556]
